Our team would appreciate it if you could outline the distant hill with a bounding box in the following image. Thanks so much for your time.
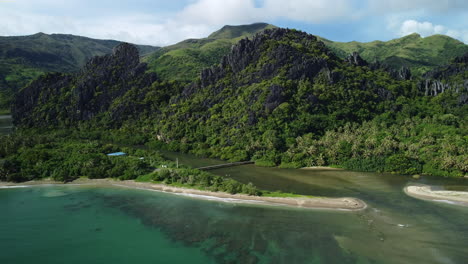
[144,23,276,81]
[319,33,468,76]
[0,33,159,110]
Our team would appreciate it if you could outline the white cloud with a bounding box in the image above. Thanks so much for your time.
[0,0,358,46]
[399,20,444,36]
[1,0,466,45]
[0,7,214,46]
[177,0,356,24]
[178,0,258,25]
[369,0,468,13]
[262,0,356,23]
[396,19,468,43]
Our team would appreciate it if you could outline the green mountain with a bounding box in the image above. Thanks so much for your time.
[10,29,467,178]
[319,33,468,77]
[4,24,465,112]
[0,32,159,110]
[207,23,277,39]
[145,24,467,84]
[144,23,276,81]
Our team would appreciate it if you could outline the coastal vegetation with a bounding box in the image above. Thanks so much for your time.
[0,129,158,182]
[150,29,467,177]
[149,168,261,195]
[4,27,468,182]
[0,128,265,196]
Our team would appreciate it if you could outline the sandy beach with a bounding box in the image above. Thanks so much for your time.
[0,178,366,211]
[404,184,468,206]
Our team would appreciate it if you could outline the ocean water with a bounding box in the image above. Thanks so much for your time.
[1,154,468,263]
[0,185,215,264]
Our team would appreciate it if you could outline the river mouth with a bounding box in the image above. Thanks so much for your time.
[2,151,468,264]
[160,151,468,263]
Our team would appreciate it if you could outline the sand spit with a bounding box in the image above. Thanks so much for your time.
[404,184,468,206]
[0,179,366,211]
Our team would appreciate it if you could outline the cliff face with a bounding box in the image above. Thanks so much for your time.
[12,43,158,126]
[181,28,342,110]
[0,33,159,110]
[197,28,338,89]
[418,53,468,104]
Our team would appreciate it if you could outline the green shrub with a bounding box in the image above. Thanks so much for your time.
[385,154,422,175]
[342,157,386,172]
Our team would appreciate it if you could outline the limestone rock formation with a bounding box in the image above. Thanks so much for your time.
[12,43,157,126]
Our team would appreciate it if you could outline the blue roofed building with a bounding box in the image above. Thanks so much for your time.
[107,152,127,156]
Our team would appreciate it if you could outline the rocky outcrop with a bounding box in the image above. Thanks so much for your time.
[72,44,156,121]
[369,61,412,81]
[454,53,468,64]
[346,52,368,67]
[264,84,286,112]
[189,28,339,97]
[12,73,73,126]
[417,53,468,104]
[396,66,412,80]
[12,43,158,127]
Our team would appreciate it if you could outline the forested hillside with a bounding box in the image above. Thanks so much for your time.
[9,28,467,178]
[3,23,466,113]
[0,33,159,110]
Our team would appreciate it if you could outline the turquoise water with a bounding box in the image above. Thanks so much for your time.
[0,185,215,264]
[1,152,468,263]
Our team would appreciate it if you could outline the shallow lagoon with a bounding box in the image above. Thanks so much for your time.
[1,152,468,263]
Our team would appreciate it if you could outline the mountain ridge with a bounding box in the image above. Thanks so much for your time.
[318,33,468,77]
[143,23,277,81]
[0,33,159,110]
[142,23,468,87]
[2,23,467,111]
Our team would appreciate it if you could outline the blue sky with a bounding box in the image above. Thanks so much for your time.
[1,0,467,46]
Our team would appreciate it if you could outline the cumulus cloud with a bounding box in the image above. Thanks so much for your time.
[396,19,468,43]
[369,0,468,13]
[0,0,466,45]
[178,0,258,25]
[178,0,356,24]
[262,0,356,23]
[399,20,445,36]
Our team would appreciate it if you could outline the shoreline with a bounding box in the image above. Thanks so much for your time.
[0,178,367,211]
[404,184,468,206]
[301,166,344,171]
